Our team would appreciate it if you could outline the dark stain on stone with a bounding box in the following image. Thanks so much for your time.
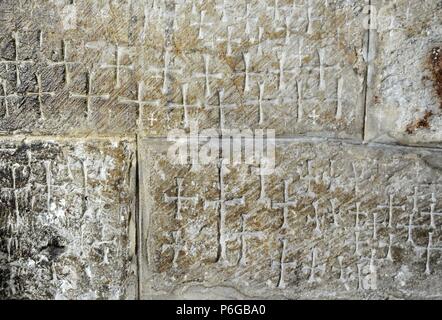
[406,111,433,134]
[373,95,381,104]
[40,237,66,261]
[430,47,442,108]
[408,47,442,134]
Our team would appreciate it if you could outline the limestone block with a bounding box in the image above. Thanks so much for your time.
[139,0,368,138]
[0,0,139,134]
[365,0,442,146]
[0,138,137,299]
[0,0,367,137]
[140,138,442,299]
[1,0,442,301]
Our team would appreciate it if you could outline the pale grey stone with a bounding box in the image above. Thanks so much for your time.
[0,0,139,135]
[0,0,442,301]
[0,138,137,299]
[365,0,442,146]
[0,0,367,137]
[143,0,367,139]
[139,138,442,299]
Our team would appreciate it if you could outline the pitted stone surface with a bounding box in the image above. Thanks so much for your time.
[365,0,442,146]
[0,139,137,299]
[140,139,442,299]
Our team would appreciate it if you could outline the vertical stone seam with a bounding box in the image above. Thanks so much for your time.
[135,134,142,300]
[134,0,178,300]
[362,0,372,142]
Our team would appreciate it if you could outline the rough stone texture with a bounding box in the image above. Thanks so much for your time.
[366,0,442,146]
[0,0,367,137]
[140,0,367,138]
[0,0,139,135]
[0,139,137,299]
[140,139,442,299]
[0,0,442,300]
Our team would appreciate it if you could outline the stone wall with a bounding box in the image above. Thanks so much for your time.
[0,0,441,299]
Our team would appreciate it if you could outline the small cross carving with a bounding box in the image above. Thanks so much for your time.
[69,72,110,119]
[26,74,55,120]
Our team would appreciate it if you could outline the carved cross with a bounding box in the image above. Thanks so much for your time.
[164,178,198,220]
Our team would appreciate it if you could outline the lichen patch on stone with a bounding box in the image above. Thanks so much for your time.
[406,110,433,134]
[430,47,442,109]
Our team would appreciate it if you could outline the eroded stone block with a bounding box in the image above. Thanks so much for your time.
[0,138,137,299]
[0,0,367,137]
[140,138,442,299]
[366,0,442,146]
[141,0,368,138]
[0,0,139,134]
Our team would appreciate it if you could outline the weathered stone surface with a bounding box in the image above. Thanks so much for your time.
[140,138,442,299]
[141,0,367,139]
[0,0,367,138]
[1,0,442,301]
[0,0,139,135]
[365,0,442,146]
[0,138,137,299]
